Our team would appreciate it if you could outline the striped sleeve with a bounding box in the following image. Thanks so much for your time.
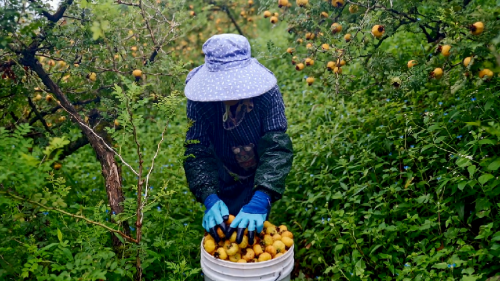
[260,85,288,134]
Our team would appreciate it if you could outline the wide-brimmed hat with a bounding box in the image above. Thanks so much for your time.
[184,34,277,102]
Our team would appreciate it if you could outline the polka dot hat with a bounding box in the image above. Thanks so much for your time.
[184,33,277,102]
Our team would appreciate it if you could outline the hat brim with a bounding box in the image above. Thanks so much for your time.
[184,58,277,102]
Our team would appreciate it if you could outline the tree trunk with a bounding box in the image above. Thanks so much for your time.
[21,54,130,247]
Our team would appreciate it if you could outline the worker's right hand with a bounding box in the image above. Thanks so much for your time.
[202,194,229,243]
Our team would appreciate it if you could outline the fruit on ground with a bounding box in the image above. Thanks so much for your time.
[407,60,417,68]
[332,0,344,7]
[54,163,62,170]
[253,244,263,256]
[258,252,272,262]
[89,72,97,81]
[263,11,271,18]
[281,236,294,248]
[296,0,308,7]
[470,22,484,35]
[226,243,239,255]
[331,23,342,34]
[242,248,255,261]
[270,16,278,23]
[295,63,305,71]
[278,0,289,7]
[306,77,315,86]
[344,33,351,42]
[349,4,358,13]
[431,68,443,79]
[229,253,242,262]
[273,240,286,253]
[372,25,385,38]
[479,69,493,80]
[305,58,314,66]
[463,57,472,67]
[132,69,142,78]
[215,247,228,260]
[441,45,451,56]
[204,239,216,253]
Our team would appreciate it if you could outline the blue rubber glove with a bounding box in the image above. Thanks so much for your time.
[227,191,271,245]
[203,194,230,243]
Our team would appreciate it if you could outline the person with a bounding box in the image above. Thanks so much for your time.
[182,34,293,246]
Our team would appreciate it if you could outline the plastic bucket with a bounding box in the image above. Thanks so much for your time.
[201,239,294,281]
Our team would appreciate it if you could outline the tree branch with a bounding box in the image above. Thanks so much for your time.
[28,0,74,22]
[222,5,245,36]
[27,96,55,136]
[60,135,90,160]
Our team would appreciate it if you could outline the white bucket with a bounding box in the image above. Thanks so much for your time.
[200,239,294,281]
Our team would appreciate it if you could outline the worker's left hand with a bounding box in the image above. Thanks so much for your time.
[227,191,270,246]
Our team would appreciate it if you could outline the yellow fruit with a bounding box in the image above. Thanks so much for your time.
[296,0,308,7]
[263,234,274,246]
[265,245,277,257]
[331,22,342,34]
[253,244,264,256]
[270,16,278,24]
[248,0,254,5]
[131,46,138,52]
[278,0,289,7]
[273,240,286,253]
[305,58,314,66]
[89,72,97,81]
[226,243,239,256]
[215,247,228,260]
[227,214,235,224]
[57,61,67,68]
[431,68,443,79]
[305,32,315,40]
[274,252,284,259]
[274,12,279,17]
[286,47,294,54]
[74,63,79,67]
[470,22,484,35]
[58,116,66,122]
[306,43,313,49]
[334,67,342,74]
[48,60,55,67]
[479,69,493,80]
[282,236,294,248]
[332,0,344,7]
[229,253,242,262]
[45,95,53,102]
[336,59,346,66]
[204,239,216,253]
[54,163,62,170]
[372,25,385,38]
[263,10,272,18]
[242,248,255,261]
[463,57,472,67]
[306,77,315,86]
[272,234,282,241]
[441,45,451,56]
[237,259,247,263]
[240,10,247,17]
[205,234,215,242]
[258,252,272,262]
[296,38,303,44]
[295,63,305,71]
[321,43,330,50]
[349,4,358,13]
[228,232,237,243]
[114,119,120,126]
[238,236,249,249]
[33,94,43,102]
[132,69,142,78]
[320,12,328,18]
[216,228,226,239]
[344,33,352,42]
[327,61,336,71]
[407,60,417,68]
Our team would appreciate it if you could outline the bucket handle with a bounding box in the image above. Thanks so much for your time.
[273,271,281,281]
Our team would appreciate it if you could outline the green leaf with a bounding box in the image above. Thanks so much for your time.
[478,139,496,145]
[456,158,471,168]
[57,228,63,243]
[487,159,500,171]
[468,165,476,179]
[478,174,494,185]
[458,181,467,191]
[433,262,449,269]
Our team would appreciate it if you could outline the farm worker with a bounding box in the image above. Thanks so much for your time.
[183,34,293,245]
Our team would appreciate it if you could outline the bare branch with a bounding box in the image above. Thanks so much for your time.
[27,96,55,136]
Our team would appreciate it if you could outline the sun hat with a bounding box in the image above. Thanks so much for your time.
[184,33,277,102]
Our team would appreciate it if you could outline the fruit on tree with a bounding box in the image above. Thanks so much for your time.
[305,32,315,40]
[295,63,305,71]
[58,116,66,122]
[407,60,417,68]
[332,0,344,7]
[431,68,443,79]
[296,0,308,7]
[286,47,294,54]
[344,33,351,42]
[305,58,314,66]
[263,11,272,18]
[274,12,279,17]
[278,0,289,7]
[46,95,53,102]
[296,38,303,44]
[320,12,328,18]
[479,69,493,80]
[54,163,62,170]
[88,72,97,81]
[132,69,142,78]
[349,4,358,13]
[372,25,385,38]
[306,43,313,49]
[291,56,297,65]
[463,57,472,67]
[270,16,279,24]
[48,60,56,67]
[33,94,43,102]
[331,22,342,34]
[114,119,120,126]
[131,46,138,52]
[334,67,342,74]
[306,77,315,86]
[327,61,336,71]
[336,59,346,66]
[470,22,484,35]
[440,45,451,56]
[321,43,330,50]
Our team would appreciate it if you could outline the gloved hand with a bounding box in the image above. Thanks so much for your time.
[227,191,270,245]
[203,194,230,243]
